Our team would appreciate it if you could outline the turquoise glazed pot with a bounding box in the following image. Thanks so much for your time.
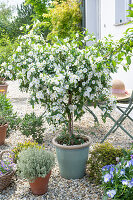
[52,136,91,179]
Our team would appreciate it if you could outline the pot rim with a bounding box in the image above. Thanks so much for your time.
[0,123,8,128]
[0,83,8,86]
[52,135,91,150]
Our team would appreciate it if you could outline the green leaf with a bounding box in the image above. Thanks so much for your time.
[103,195,108,200]
[126,56,131,65]
[112,60,116,67]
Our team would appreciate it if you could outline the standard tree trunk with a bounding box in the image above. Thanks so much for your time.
[68,92,73,136]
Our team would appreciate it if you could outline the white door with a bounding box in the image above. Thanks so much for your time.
[85,0,101,42]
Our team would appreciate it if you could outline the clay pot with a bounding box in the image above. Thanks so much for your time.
[29,171,51,195]
[0,83,8,94]
[0,124,8,145]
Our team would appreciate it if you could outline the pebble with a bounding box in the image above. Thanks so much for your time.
[0,80,132,199]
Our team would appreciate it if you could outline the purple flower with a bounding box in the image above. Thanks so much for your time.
[120,169,125,175]
[125,160,131,168]
[0,171,3,176]
[115,167,118,173]
[107,189,116,198]
[131,155,133,159]
[122,180,129,186]
[104,173,112,183]
[129,178,133,187]
[110,167,115,175]
[102,164,115,171]
[1,160,6,168]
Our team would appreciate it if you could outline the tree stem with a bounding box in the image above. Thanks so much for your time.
[68,92,73,136]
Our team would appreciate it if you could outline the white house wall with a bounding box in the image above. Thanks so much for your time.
[101,0,132,40]
[85,0,132,40]
[100,0,133,89]
[85,0,133,89]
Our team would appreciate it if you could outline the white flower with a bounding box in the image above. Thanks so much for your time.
[79,87,82,92]
[65,85,69,89]
[36,91,43,99]
[30,67,35,72]
[76,33,79,38]
[64,38,69,42]
[26,25,30,30]
[82,82,86,86]
[21,56,24,59]
[8,65,12,70]
[16,46,22,52]
[28,51,33,56]
[103,108,106,113]
[84,36,89,41]
[43,60,46,65]
[39,73,43,78]
[50,55,54,61]
[19,26,23,30]
[1,62,6,67]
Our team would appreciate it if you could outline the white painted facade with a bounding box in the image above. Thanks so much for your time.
[85,0,133,89]
[100,0,132,40]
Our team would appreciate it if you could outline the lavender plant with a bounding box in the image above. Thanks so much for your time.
[102,155,133,200]
[17,147,55,181]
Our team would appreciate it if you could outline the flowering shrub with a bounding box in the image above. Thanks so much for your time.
[1,28,133,135]
[102,155,133,199]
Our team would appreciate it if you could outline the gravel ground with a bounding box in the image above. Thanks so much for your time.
[0,80,132,200]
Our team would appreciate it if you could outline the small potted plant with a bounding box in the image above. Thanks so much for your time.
[0,94,20,144]
[0,150,15,191]
[17,147,55,195]
[0,77,8,94]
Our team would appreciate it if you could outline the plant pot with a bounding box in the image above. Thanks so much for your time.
[29,171,51,195]
[0,150,15,191]
[0,83,8,94]
[52,135,91,179]
[0,124,8,145]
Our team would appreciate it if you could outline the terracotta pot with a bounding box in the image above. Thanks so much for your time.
[0,124,8,145]
[0,83,8,94]
[29,171,51,195]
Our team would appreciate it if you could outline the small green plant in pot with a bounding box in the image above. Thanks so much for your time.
[0,94,20,144]
[17,147,55,195]
[19,112,45,144]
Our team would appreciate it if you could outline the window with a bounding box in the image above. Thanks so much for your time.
[115,0,132,24]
